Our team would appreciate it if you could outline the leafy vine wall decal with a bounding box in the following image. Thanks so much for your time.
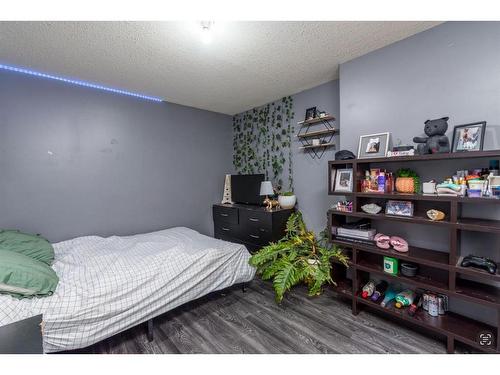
[232,96,295,191]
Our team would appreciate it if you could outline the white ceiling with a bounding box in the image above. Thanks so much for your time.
[0,21,440,115]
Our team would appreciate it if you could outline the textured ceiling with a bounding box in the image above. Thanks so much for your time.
[0,21,441,114]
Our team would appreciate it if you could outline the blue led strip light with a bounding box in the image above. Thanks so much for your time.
[0,63,163,102]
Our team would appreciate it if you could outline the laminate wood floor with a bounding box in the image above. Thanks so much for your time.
[63,279,469,354]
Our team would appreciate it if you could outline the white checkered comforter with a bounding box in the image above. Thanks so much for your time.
[0,227,255,353]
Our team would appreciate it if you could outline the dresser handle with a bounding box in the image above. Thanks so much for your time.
[249,218,259,222]
[249,234,260,239]
[220,213,229,217]
[221,227,230,231]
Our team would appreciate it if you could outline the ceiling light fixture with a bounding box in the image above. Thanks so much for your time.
[200,21,214,44]
[0,63,164,102]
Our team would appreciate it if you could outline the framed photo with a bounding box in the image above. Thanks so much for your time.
[451,121,486,152]
[334,168,353,192]
[358,132,390,159]
[305,107,317,121]
[330,168,337,192]
[385,200,414,217]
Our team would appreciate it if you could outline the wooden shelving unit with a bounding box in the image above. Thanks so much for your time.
[327,150,500,354]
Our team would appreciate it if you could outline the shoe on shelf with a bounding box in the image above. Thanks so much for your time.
[390,236,409,252]
[375,233,391,249]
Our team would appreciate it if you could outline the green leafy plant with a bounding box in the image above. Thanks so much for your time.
[233,96,295,191]
[280,191,295,196]
[396,168,421,193]
[249,212,349,303]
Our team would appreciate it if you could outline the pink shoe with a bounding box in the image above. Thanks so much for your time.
[375,233,391,249]
[390,236,409,252]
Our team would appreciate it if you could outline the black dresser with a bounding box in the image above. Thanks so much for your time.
[213,203,293,252]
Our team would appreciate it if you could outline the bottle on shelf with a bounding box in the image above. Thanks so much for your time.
[394,289,416,309]
[380,286,399,307]
[386,172,394,193]
[408,292,423,317]
[361,280,376,299]
[370,280,388,302]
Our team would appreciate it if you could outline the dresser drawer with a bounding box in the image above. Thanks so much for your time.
[214,222,239,240]
[239,209,272,228]
[241,226,272,245]
[213,205,238,224]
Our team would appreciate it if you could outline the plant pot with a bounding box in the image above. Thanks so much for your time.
[396,177,415,194]
[278,195,296,209]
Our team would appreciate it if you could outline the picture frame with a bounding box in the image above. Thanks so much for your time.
[305,107,317,121]
[357,132,390,159]
[330,168,337,192]
[451,121,486,152]
[385,200,414,217]
[334,168,353,192]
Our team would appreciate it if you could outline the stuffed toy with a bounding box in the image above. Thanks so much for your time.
[413,117,451,154]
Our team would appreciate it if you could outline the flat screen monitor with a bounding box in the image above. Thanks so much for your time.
[231,174,265,205]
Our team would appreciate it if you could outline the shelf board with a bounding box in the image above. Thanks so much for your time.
[356,192,454,202]
[329,190,500,203]
[331,279,353,299]
[328,191,354,196]
[456,196,500,204]
[457,218,500,234]
[456,257,500,282]
[328,150,500,166]
[328,209,452,227]
[455,279,500,307]
[299,142,335,150]
[332,238,449,270]
[356,259,450,294]
[297,128,337,139]
[297,115,335,126]
[356,296,498,353]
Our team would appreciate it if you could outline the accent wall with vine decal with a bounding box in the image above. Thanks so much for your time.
[233,96,294,191]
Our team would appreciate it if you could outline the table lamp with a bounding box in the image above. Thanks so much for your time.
[260,181,274,210]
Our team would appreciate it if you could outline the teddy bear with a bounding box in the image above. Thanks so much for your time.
[413,117,451,154]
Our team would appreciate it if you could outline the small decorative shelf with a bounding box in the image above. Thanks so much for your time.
[297,114,337,159]
[298,142,335,150]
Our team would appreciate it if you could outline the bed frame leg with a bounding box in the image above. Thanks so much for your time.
[147,319,154,342]
[242,283,247,293]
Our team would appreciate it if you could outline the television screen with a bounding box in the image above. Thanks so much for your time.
[231,174,265,205]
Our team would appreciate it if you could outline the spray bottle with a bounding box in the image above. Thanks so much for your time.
[380,286,398,307]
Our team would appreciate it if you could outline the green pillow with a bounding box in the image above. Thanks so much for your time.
[0,230,54,265]
[0,250,59,299]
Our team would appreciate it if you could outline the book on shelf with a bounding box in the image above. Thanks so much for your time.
[341,218,371,230]
[337,228,376,240]
[334,236,376,246]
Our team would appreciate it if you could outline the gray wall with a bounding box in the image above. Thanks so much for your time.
[339,21,500,325]
[233,80,341,236]
[292,80,340,234]
[339,21,500,152]
[0,70,233,242]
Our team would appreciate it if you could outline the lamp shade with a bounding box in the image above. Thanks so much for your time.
[259,181,274,196]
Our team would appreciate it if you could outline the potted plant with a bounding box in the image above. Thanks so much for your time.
[249,212,349,303]
[395,168,420,194]
[278,191,297,209]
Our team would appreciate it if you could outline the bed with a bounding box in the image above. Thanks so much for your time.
[0,227,255,353]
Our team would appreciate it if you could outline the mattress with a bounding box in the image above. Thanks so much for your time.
[0,227,255,353]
